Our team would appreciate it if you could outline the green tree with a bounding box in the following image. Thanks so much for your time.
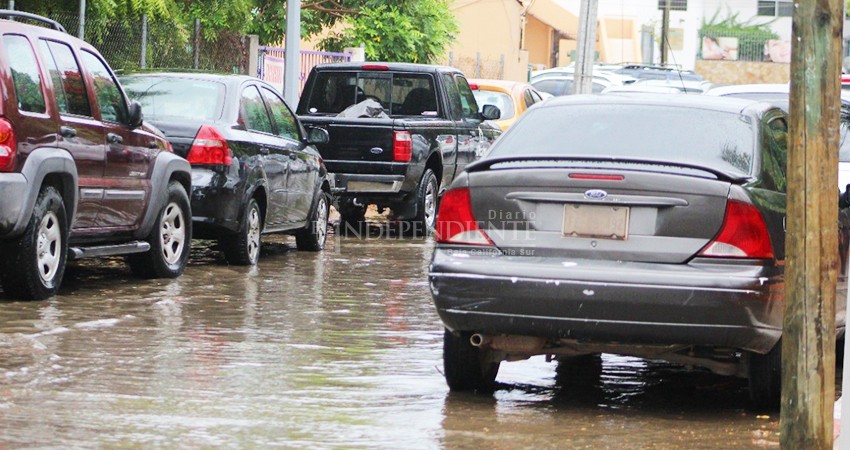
[249,0,458,63]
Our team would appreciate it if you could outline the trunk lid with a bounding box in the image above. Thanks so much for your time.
[467,163,732,264]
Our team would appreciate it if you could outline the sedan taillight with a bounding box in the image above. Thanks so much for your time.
[435,187,493,246]
[698,199,774,259]
[187,125,232,165]
[393,131,412,162]
[0,118,17,172]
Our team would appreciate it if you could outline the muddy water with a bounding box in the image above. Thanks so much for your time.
[0,233,786,448]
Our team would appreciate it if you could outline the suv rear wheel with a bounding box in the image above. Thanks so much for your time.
[405,169,438,236]
[0,185,68,300]
[443,329,500,392]
[220,198,262,265]
[127,181,191,278]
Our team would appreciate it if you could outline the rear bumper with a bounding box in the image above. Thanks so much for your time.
[429,247,784,354]
[335,173,405,194]
[0,173,28,236]
[189,168,244,236]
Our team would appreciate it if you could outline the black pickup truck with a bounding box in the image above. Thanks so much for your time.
[296,62,501,233]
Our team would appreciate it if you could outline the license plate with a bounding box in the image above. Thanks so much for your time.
[562,204,629,240]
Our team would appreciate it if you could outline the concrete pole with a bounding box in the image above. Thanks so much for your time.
[284,0,301,107]
[782,0,843,448]
[78,0,86,39]
[193,18,200,70]
[140,15,148,70]
[573,0,598,95]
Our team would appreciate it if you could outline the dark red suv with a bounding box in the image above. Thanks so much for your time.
[0,11,192,300]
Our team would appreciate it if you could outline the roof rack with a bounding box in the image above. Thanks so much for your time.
[0,10,67,33]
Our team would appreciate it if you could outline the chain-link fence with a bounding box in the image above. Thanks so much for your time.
[435,52,506,80]
[17,10,250,74]
[698,29,788,63]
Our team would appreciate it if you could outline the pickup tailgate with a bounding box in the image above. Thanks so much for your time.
[300,116,401,174]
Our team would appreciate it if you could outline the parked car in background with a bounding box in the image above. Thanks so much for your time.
[0,11,192,300]
[121,73,332,265]
[704,83,850,189]
[631,78,713,93]
[531,75,612,96]
[530,67,637,86]
[610,63,704,82]
[601,85,682,95]
[469,79,546,131]
[429,93,848,408]
[296,62,502,234]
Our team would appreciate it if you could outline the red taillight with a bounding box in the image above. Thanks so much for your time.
[698,200,774,259]
[468,83,479,90]
[435,188,493,245]
[393,131,412,162]
[187,125,232,165]
[362,64,389,71]
[0,118,17,172]
[568,173,625,181]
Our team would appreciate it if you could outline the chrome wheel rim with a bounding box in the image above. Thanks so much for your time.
[424,179,437,228]
[316,197,328,246]
[247,206,261,263]
[36,211,62,285]
[159,202,186,266]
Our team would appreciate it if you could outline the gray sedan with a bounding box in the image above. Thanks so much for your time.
[429,94,848,409]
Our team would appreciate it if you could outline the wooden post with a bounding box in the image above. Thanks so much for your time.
[781,0,843,447]
[660,0,670,65]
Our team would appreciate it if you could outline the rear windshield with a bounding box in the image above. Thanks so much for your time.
[472,90,514,120]
[121,77,226,122]
[487,104,757,175]
[302,71,437,116]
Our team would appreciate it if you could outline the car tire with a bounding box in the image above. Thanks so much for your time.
[748,340,782,410]
[296,192,329,251]
[127,181,191,279]
[443,329,500,393]
[0,185,68,300]
[405,169,438,236]
[338,200,367,236]
[220,198,262,265]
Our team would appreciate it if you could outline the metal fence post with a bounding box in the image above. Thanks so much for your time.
[499,54,505,79]
[193,18,200,70]
[140,15,148,70]
[449,51,454,67]
[476,52,481,77]
[7,1,13,10]
[78,0,86,39]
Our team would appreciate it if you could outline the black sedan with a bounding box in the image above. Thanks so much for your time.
[122,73,333,264]
[429,94,848,408]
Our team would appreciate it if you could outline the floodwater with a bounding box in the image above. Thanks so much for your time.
[0,226,793,448]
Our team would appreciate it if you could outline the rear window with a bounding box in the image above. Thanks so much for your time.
[472,90,514,120]
[122,77,225,122]
[488,104,757,176]
[303,71,437,116]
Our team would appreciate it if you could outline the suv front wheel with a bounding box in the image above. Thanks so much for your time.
[127,181,191,278]
[0,185,68,300]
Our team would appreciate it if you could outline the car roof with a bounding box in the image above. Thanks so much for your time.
[311,61,461,74]
[705,83,850,105]
[120,72,262,87]
[539,93,775,116]
[0,16,100,56]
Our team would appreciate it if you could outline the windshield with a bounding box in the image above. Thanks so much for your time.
[121,77,225,122]
[472,90,514,120]
[487,104,757,176]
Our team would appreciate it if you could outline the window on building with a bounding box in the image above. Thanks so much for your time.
[657,0,687,11]
[758,0,793,17]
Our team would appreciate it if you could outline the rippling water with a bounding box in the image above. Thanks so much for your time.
[0,232,794,448]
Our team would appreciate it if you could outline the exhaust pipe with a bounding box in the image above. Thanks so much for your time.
[470,333,546,353]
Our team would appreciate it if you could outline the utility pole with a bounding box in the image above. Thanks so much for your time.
[284,0,301,106]
[660,0,670,65]
[782,0,843,448]
[573,0,598,95]
[77,0,86,40]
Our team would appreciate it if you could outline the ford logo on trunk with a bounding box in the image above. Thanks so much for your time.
[585,189,608,199]
[370,147,384,155]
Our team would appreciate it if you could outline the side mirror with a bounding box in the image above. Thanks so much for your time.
[305,126,329,145]
[127,100,143,129]
[480,104,501,121]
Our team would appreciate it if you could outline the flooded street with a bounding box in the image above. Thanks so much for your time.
[0,228,790,448]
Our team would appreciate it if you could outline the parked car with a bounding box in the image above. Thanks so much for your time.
[704,83,850,189]
[531,75,612,96]
[121,73,332,265]
[630,78,713,93]
[0,11,192,300]
[296,62,502,234]
[429,93,848,408]
[610,63,704,82]
[469,79,546,131]
[530,67,637,86]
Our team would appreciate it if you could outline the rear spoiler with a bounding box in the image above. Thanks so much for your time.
[465,156,752,183]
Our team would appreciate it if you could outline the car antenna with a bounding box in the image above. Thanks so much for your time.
[663,31,688,94]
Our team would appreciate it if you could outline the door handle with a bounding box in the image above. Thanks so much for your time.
[258,147,270,155]
[107,133,123,144]
[60,126,77,138]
